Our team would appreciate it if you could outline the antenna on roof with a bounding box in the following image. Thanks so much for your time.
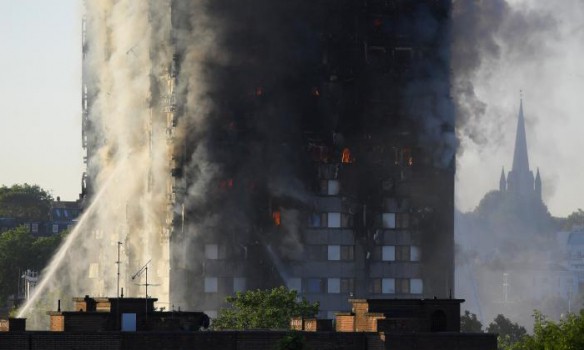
[131,259,160,298]
[115,242,122,298]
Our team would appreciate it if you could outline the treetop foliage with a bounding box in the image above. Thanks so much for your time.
[510,311,584,350]
[460,310,483,333]
[0,226,65,304]
[486,314,527,350]
[212,286,319,330]
[563,209,584,231]
[0,184,53,220]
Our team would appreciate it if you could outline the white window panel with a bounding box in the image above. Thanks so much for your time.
[382,278,395,294]
[328,278,340,294]
[205,244,219,260]
[382,246,395,261]
[410,279,423,294]
[204,277,218,293]
[328,180,340,195]
[52,224,59,234]
[287,278,302,291]
[233,277,246,292]
[328,245,341,261]
[31,223,38,233]
[411,246,420,261]
[382,213,396,229]
[328,212,341,228]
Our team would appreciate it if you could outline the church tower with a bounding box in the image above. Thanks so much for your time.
[501,97,542,200]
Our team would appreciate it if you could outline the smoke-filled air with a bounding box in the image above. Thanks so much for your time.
[20,0,582,332]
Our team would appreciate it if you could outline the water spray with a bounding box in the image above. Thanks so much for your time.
[17,161,125,318]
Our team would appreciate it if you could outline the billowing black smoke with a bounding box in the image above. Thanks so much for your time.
[169,0,456,309]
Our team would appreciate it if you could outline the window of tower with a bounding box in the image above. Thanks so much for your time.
[287,278,302,291]
[328,278,340,294]
[382,213,396,229]
[204,277,218,293]
[410,279,423,294]
[233,277,246,293]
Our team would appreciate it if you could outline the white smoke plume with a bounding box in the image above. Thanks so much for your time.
[19,0,174,328]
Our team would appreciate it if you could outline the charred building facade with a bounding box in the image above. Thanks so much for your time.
[80,0,454,319]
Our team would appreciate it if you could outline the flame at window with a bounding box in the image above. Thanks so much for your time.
[272,210,281,226]
[341,148,353,164]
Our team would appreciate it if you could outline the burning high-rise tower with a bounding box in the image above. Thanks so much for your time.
[165,0,455,318]
[20,0,453,326]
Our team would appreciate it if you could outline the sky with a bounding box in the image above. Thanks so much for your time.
[0,0,83,201]
[0,0,582,216]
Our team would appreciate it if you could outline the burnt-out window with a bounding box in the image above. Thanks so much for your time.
[341,213,354,228]
[370,278,396,294]
[341,245,354,261]
[305,278,325,294]
[370,278,382,294]
[308,213,326,227]
[396,278,410,294]
[306,245,327,261]
[340,278,355,294]
[396,213,409,229]
[395,246,410,261]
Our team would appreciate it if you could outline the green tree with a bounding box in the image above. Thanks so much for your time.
[563,209,584,231]
[0,226,65,304]
[511,311,584,350]
[0,184,53,220]
[461,310,483,332]
[487,314,527,350]
[213,286,319,330]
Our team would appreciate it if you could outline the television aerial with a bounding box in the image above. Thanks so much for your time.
[131,259,160,299]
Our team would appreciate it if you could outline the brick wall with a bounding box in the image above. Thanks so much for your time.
[336,315,355,332]
[352,301,371,332]
[0,331,369,350]
[49,315,64,331]
[0,331,496,350]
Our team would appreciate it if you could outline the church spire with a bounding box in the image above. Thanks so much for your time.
[499,167,506,192]
[506,95,535,196]
[511,96,530,175]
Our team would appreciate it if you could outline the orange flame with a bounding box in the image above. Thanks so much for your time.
[272,210,281,226]
[311,87,320,97]
[341,148,353,164]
